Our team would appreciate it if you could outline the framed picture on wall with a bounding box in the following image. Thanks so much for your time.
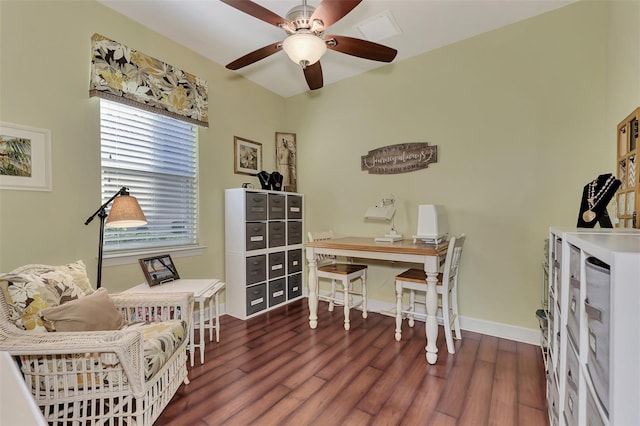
[138,254,180,286]
[0,122,52,191]
[234,136,262,176]
[275,132,297,192]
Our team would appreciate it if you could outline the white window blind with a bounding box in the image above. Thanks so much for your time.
[100,99,198,251]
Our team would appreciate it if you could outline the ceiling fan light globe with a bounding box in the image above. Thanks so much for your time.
[282,33,327,67]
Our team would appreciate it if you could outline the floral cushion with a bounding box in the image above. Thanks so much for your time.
[0,273,89,332]
[126,320,187,380]
[0,260,94,332]
[11,260,94,295]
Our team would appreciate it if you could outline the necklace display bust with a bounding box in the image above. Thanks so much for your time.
[577,173,621,228]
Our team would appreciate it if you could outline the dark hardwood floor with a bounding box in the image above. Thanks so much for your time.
[156,299,549,425]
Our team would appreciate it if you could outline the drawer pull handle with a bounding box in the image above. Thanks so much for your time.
[570,277,580,289]
[584,299,602,322]
[570,296,577,313]
[567,370,578,391]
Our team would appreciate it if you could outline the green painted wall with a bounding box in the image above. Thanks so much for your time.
[284,0,639,329]
[1,0,637,331]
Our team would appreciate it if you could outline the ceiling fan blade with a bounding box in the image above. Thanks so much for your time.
[310,0,362,29]
[303,61,323,90]
[220,0,287,29]
[226,42,282,70]
[326,35,397,62]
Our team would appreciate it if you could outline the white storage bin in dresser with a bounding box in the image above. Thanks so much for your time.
[225,188,305,319]
[547,228,640,426]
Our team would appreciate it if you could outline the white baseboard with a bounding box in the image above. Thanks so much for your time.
[364,298,541,346]
[215,296,540,346]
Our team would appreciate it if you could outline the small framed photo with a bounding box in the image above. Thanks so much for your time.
[234,136,262,176]
[138,254,180,286]
[0,121,52,191]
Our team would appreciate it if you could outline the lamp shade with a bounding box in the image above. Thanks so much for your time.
[282,32,327,66]
[105,195,147,228]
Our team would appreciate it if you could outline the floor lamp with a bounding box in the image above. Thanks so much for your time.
[84,186,147,288]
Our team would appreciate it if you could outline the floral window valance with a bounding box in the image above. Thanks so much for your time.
[89,33,208,127]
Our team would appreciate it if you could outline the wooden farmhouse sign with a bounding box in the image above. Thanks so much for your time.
[361,142,438,174]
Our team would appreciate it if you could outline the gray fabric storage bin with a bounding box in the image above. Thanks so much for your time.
[245,255,266,285]
[268,278,286,307]
[245,192,267,220]
[287,195,303,219]
[288,273,303,299]
[268,221,286,247]
[586,387,606,426]
[567,274,581,352]
[268,194,286,219]
[585,256,611,415]
[564,345,580,426]
[246,222,267,251]
[268,251,286,279]
[246,283,267,315]
[288,249,303,274]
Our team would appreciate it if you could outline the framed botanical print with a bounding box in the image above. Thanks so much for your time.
[234,136,262,176]
[0,122,52,191]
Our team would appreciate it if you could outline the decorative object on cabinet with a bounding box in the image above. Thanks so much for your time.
[234,136,262,175]
[546,228,640,426]
[394,234,466,354]
[0,122,52,191]
[308,230,368,331]
[84,186,147,288]
[225,188,304,319]
[360,142,438,174]
[616,107,640,228]
[138,254,180,286]
[276,132,297,192]
[576,173,620,228]
[364,195,403,242]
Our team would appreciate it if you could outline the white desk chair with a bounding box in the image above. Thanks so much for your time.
[394,234,466,353]
[308,231,368,330]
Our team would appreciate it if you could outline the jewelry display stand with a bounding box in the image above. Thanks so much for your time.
[577,173,621,228]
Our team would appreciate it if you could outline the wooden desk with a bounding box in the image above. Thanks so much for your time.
[125,279,225,366]
[305,237,448,364]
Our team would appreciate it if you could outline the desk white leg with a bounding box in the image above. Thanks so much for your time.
[199,300,205,365]
[425,269,440,365]
[306,253,318,329]
[214,292,220,342]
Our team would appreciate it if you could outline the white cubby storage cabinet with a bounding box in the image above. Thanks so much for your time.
[225,188,305,319]
[546,227,640,426]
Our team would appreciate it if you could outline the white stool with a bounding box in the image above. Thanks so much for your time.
[194,281,225,364]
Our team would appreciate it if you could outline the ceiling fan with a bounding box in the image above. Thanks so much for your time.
[221,0,398,91]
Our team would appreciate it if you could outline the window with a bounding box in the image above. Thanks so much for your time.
[100,99,198,252]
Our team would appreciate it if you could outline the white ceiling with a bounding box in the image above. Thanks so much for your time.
[98,0,575,98]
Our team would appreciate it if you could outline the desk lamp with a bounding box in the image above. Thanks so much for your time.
[365,195,403,242]
[84,186,147,288]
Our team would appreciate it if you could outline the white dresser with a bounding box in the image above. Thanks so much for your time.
[225,188,305,319]
[547,228,640,425]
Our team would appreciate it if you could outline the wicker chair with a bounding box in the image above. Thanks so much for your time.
[0,262,193,425]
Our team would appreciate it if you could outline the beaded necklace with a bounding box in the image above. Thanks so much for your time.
[582,175,616,222]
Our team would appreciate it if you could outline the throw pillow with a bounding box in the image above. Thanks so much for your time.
[0,271,82,332]
[41,288,128,332]
[11,260,94,296]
